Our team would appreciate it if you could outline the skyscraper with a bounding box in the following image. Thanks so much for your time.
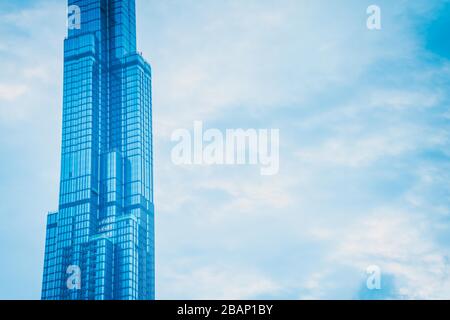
[41,0,154,300]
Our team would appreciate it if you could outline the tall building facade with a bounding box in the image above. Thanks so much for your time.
[41,0,154,300]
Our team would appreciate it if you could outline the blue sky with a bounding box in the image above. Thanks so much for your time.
[1,0,450,299]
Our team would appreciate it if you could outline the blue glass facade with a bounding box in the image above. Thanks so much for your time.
[41,0,154,300]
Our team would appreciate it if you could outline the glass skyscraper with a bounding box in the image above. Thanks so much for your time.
[41,0,154,300]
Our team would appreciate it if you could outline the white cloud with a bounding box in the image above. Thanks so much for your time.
[159,264,281,299]
[330,207,450,299]
[142,0,421,138]
[0,84,30,122]
[0,0,65,299]
[369,89,442,110]
[147,0,450,300]
[296,134,411,168]
[0,84,27,101]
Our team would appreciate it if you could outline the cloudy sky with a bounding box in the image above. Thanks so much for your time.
[1,0,450,299]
